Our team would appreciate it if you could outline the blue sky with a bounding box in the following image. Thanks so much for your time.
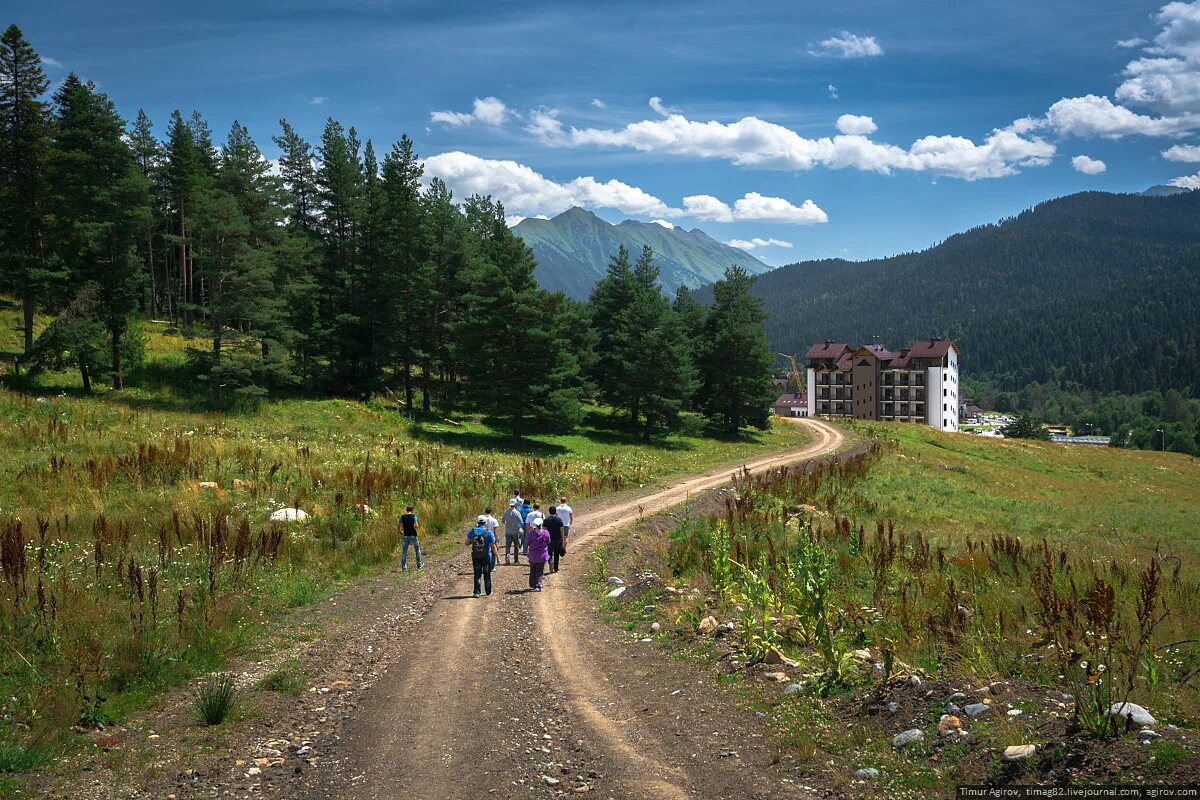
[15,0,1200,265]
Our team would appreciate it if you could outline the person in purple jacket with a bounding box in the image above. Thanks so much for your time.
[525,519,551,591]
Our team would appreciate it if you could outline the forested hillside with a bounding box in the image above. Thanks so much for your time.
[512,207,767,300]
[0,24,778,441]
[750,190,1200,397]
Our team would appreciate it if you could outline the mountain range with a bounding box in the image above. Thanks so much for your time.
[722,189,1200,397]
[512,207,768,300]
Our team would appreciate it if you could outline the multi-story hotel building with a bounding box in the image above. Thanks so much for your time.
[805,339,960,431]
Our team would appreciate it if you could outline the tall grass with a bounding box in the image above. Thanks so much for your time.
[666,428,1200,722]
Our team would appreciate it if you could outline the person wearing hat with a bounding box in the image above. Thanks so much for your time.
[502,499,525,565]
[466,515,499,597]
[524,518,551,591]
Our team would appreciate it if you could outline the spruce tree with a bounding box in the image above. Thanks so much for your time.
[0,24,52,354]
[47,74,150,389]
[697,266,776,434]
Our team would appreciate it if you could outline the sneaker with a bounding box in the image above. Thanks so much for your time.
[473,592,481,598]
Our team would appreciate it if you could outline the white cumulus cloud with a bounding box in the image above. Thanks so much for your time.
[727,237,793,250]
[421,151,679,218]
[1113,2,1200,115]
[826,84,839,99]
[430,96,508,127]
[309,96,328,106]
[532,108,1055,180]
[1170,170,1200,187]
[42,56,63,68]
[1071,155,1107,173]
[1117,37,1148,48]
[649,96,677,116]
[1043,94,1198,137]
[1163,142,1200,159]
[683,192,828,224]
[591,98,606,108]
[650,219,674,228]
[809,32,884,59]
[836,114,878,135]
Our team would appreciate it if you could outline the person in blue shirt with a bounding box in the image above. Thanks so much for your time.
[466,516,499,597]
[517,499,534,555]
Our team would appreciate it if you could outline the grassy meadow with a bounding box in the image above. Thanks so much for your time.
[0,300,811,779]
[597,420,1200,791]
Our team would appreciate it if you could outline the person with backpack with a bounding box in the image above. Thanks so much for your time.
[400,505,422,571]
[466,515,499,597]
[544,506,566,574]
[502,499,524,565]
[525,518,551,591]
[481,506,500,568]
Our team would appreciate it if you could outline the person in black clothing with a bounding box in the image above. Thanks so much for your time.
[544,506,566,573]
[400,505,422,571]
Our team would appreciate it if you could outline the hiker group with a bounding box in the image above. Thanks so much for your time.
[465,490,572,597]
[396,490,573,597]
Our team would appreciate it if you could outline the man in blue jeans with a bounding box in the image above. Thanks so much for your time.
[400,505,422,571]
[466,516,499,597]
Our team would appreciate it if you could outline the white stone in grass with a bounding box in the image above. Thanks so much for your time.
[891,729,924,748]
[606,576,624,586]
[854,768,880,780]
[964,703,991,718]
[1109,702,1156,729]
[606,586,626,599]
[1003,744,1037,761]
[783,683,804,695]
[270,508,308,522]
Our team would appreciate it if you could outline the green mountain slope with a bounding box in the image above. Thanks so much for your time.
[737,190,1200,396]
[513,207,768,300]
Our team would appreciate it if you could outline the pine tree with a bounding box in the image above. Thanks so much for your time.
[47,74,150,389]
[0,24,52,355]
[379,137,432,410]
[698,266,776,435]
[423,178,474,413]
[587,245,635,413]
[163,110,205,329]
[206,120,297,396]
[622,246,695,440]
[128,110,162,315]
[459,197,580,439]
[271,119,321,375]
[314,118,367,391]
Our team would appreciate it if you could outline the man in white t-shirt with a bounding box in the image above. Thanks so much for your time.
[525,502,545,530]
[557,496,574,537]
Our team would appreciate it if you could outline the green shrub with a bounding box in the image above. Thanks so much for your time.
[193,673,237,726]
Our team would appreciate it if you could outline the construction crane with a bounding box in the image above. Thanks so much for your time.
[778,353,804,396]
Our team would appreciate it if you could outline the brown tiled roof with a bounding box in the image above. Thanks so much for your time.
[805,342,851,359]
[908,338,959,358]
[862,344,895,359]
[774,394,807,407]
[835,355,853,371]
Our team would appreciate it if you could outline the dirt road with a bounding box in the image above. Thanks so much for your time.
[295,418,843,800]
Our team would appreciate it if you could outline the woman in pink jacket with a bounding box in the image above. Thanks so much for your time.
[525,519,551,591]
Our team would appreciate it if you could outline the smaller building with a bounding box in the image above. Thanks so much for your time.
[773,393,809,418]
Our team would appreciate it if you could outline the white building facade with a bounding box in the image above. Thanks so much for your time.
[805,339,960,432]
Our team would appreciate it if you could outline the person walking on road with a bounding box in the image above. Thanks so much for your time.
[525,502,545,532]
[544,506,566,574]
[400,505,422,571]
[482,506,500,569]
[502,499,524,564]
[467,516,499,597]
[557,496,573,539]
[525,519,551,591]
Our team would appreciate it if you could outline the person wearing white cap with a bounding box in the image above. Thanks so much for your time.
[502,499,524,564]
